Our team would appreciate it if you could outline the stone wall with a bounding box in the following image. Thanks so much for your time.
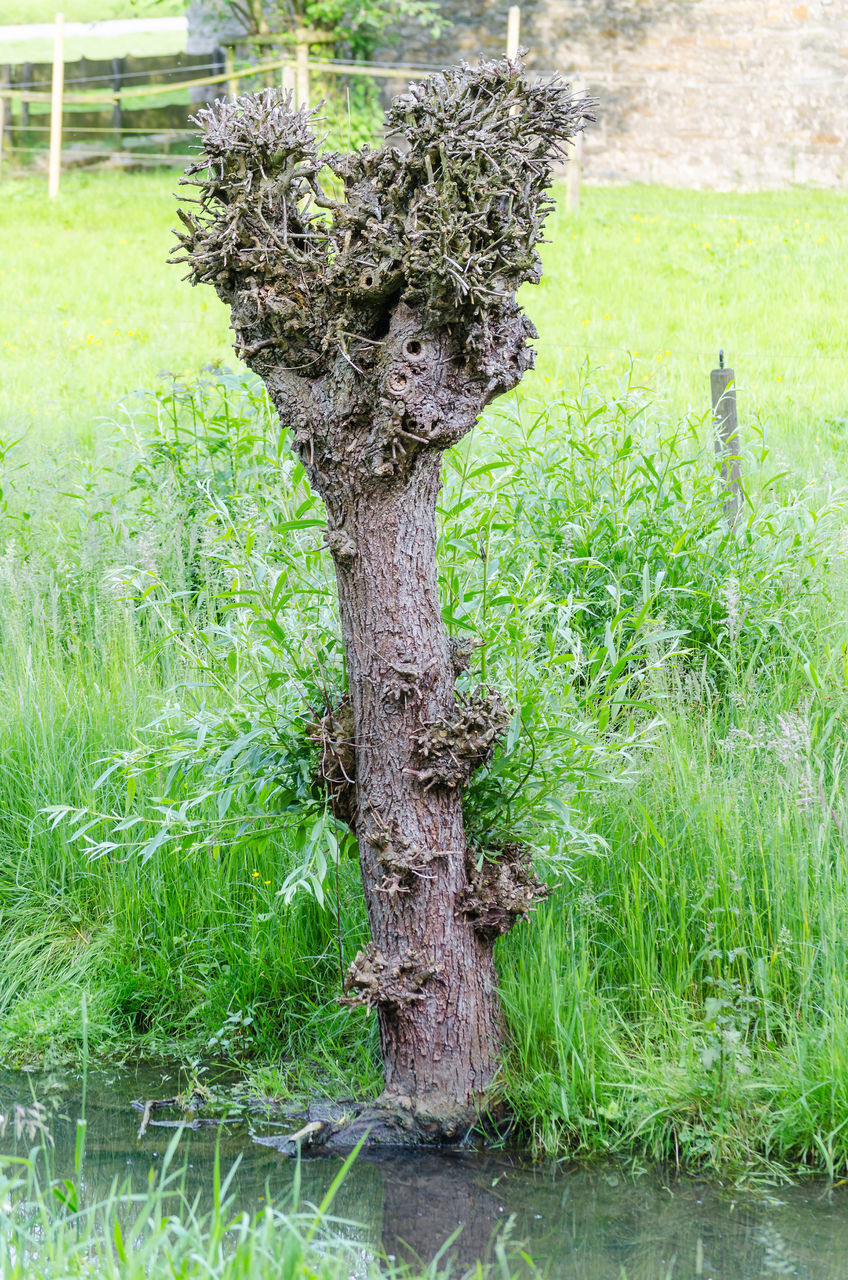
[388,0,848,189]
[186,0,244,54]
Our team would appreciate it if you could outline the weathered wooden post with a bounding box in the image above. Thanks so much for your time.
[224,46,238,100]
[48,12,65,199]
[111,56,123,139]
[0,65,10,174]
[710,349,742,525]
[566,129,583,214]
[295,36,309,110]
[20,61,33,132]
[506,6,521,58]
[566,75,584,214]
[282,56,296,101]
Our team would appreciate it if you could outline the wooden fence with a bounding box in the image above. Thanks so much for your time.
[2,50,227,140]
[0,43,454,181]
[0,46,302,177]
[0,7,585,207]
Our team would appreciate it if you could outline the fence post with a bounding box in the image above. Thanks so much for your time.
[21,61,32,131]
[210,45,225,97]
[224,46,238,99]
[0,66,10,175]
[48,12,64,199]
[282,54,295,101]
[111,56,123,138]
[506,6,521,58]
[566,75,583,215]
[295,38,309,110]
[566,129,583,214]
[710,350,743,526]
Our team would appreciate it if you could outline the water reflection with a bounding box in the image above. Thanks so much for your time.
[0,1066,846,1278]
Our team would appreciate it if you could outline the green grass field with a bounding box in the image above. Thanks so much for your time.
[1,0,185,62]
[2,174,845,474]
[4,0,182,23]
[1,169,848,1180]
[0,177,232,448]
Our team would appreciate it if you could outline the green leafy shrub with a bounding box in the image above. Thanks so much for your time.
[5,369,841,1095]
[49,371,838,909]
[443,384,835,693]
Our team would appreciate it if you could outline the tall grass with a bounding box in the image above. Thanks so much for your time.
[2,359,846,1176]
[500,703,848,1173]
[2,169,847,1174]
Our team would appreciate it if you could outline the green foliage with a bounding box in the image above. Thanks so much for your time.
[296,0,446,60]
[4,360,840,1163]
[466,389,834,690]
[440,381,836,871]
[3,178,848,1173]
[42,374,622,900]
[317,77,384,152]
[498,681,848,1173]
[0,380,374,1079]
[58,372,764,901]
[6,0,181,24]
[198,0,446,59]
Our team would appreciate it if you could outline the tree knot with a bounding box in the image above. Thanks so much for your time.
[324,528,357,564]
[459,843,550,940]
[411,688,510,791]
[339,943,436,1012]
[306,696,356,825]
[448,635,482,679]
[365,810,443,894]
[371,823,445,893]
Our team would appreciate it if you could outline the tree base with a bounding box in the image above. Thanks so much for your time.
[252,1097,506,1156]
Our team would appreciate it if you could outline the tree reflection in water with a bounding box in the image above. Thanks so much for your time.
[1,1068,847,1279]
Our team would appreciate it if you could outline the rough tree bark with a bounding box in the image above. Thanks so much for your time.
[172,59,592,1141]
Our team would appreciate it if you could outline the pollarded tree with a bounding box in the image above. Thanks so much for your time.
[172,58,591,1141]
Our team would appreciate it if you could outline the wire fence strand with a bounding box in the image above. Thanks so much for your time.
[2,45,846,184]
[7,51,848,92]
[60,59,225,87]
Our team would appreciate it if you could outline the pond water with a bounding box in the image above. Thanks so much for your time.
[1,1065,847,1278]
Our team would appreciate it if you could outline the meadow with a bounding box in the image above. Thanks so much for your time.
[1,170,848,1186]
[3,175,846,467]
[1,0,185,63]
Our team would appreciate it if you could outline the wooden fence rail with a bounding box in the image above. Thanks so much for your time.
[0,8,584,203]
[0,54,453,106]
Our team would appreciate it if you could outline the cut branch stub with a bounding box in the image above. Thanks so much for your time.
[412,688,510,791]
[459,843,551,940]
[340,943,437,1012]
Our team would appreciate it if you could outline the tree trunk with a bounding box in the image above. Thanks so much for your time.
[173,63,587,1136]
[330,452,502,1126]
